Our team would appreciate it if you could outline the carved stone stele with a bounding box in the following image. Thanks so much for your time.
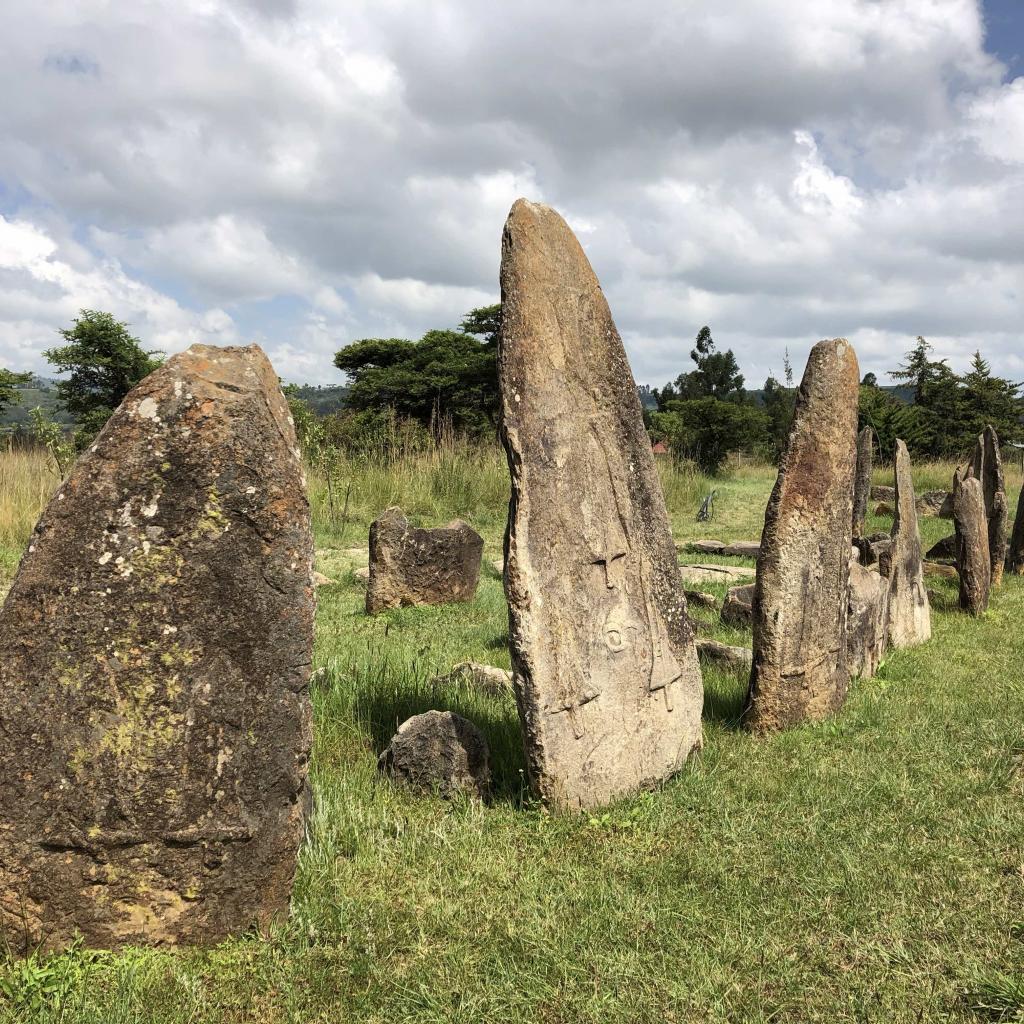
[968,425,1008,587]
[886,440,931,647]
[498,199,702,810]
[953,469,991,616]
[743,339,859,734]
[0,346,314,952]
[852,425,874,538]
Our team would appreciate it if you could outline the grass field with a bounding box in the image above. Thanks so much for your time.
[1,444,1022,1023]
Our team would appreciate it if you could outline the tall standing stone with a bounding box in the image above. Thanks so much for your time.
[852,425,874,538]
[743,339,860,734]
[968,425,1008,586]
[953,468,991,616]
[1009,486,1024,576]
[498,199,702,810]
[884,439,931,647]
[0,345,314,952]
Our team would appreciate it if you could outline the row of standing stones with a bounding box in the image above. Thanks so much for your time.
[2,198,1023,954]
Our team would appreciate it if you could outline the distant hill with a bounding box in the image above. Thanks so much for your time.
[289,384,350,416]
[0,377,75,432]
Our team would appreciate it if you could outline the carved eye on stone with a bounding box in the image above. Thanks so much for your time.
[605,627,626,653]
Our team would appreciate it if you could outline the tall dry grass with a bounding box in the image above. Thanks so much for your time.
[0,446,58,557]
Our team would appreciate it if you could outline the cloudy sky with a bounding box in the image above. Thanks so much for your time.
[1,0,1022,389]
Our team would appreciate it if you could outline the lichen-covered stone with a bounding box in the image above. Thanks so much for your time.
[743,339,859,734]
[498,199,702,810]
[379,711,490,799]
[852,426,874,538]
[0,345,314,952]
[720,583,755,628]
[968,425,1008,587]
[846,559,889,679]
[953,469,991,615]
[917,490,948,516]
[366,508,483,613]
[886,440,931,648]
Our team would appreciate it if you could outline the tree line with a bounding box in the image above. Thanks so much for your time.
[2,307,1020,477]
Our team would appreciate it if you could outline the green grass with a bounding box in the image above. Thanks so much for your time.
[1,451,1022,1023]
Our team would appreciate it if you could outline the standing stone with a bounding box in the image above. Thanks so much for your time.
[852,425,874,538]
[0,345,314,952]
[498,199,702,810]
[953,468,991,616]
[968,426,1008,587]
[846,559,889,679]
[1009,486,1024,576]
[366,508,483,614]
[743,339,860,734]
[885,440,931,647]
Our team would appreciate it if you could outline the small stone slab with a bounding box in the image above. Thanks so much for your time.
[684,589,718,609]
[923,561,958,579]
[0,345,314,952]
[490,558,505,575]
[678,563,755,585]
[720,583,755,628]
[432,661,512,697]
[874,502,895,517]
[695,638,752,673]
[721,541,761,558]
[744,339,859,734]
[870,485,895,502]
[684,539,726,555]
[846,559,889,679]
[498,199,702,810]
[925,535,956,561]
[916,490,948,516]
[378,711,490,799]
[313,571,336,587]
[366,508,483,613]
[886,440,930,648]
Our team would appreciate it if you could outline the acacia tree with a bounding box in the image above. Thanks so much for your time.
[45,310,162,443]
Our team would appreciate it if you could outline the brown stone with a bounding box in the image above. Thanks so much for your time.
[846,559,889,679]
[953,469,991,615]
[852,426,873,537]
[695,638,752,674]
[869,485,895,502]
[925,535,956,561]
[378,711,490,799]
[853,532,892,568]
[432,661,512,697]
[720,583,755,628]
[916,490,948,516]
[685,539,726,555]
[923,561,959,579]
[0,345,314,952]
[743,339,859,734]
[366,508,483,613]
[968,425,1009,587]
[721,540,761,558]
[886,440,931,648]
[874,501,895,517]
[1009,485,1024,576]
[938,490,955,519]
[678,563,755,585]
[684,589,718,609]
[498,199,702,810]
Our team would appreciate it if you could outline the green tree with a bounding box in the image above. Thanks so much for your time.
[334,307,500,435]
[655,326,745,408]
[44,310,162,442]
[0,368,32,417]
[760,374,796,461]
[653,397,767,474]
[960,350,1023,444]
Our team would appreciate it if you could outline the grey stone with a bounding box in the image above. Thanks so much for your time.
[0,345,314,952]
[923,561,959,580]
[685,539,726,555]
[869,485,895,502]
[378,711,490,799]
[925,535,956,561]
[953,469,991,615]
[853,426,874,538]
[846,559,889,679]
[721,540,761,558]
[366,508,483,613]
[744,339,859,734]
[720,583,755,628]
[968,425,1009,587]
[498,199,702,810]
[433,661,512,697]
[885,440,930,648]
[853,532,892,568]
[695,638,752,674]
[684,589,718,609]
[916,490,948,516]
[678,563,755,585]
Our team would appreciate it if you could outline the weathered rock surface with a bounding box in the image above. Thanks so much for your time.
[846,560,889,679]
[744,339,859,734]
[938,490,955,519]
[869,485,895,502]
[685,539,726,554]
[695,638,752,674]
[968,425,1008,587]
[378,711,490,799]
[1009,486,1024,576]
[722,540,760,558]
[917,490,948,516]
[366,508,483,613]
[0,345,314,952]
[885,440,931,648]
[498,199,702,810]
[678,563,755,585]
[853,426,874,537]
[853,532,892,568]
[432,661,512,697]
[953,470,991,615]
[874,502,895,517]
[925,535,957,561]
[353,565,370,583]
[313,571,336,587]
[684,589,718,609]
[923,561,959,579]
[720,583,755,628]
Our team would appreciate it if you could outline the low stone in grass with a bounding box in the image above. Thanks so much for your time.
[870,485,895,502]
[695,638,752,673]
[926,535,957,561]
[684,589,718,609]
[366,507,483,613]
[874,502,895,517]
[846,559,889,679]
[433,661,512,697]
[720,583,755,628]
[916,490,948,516]
[853,533,892,569]
[379,711,490,798]
[721,540,761,558]
[678,563,755,585]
